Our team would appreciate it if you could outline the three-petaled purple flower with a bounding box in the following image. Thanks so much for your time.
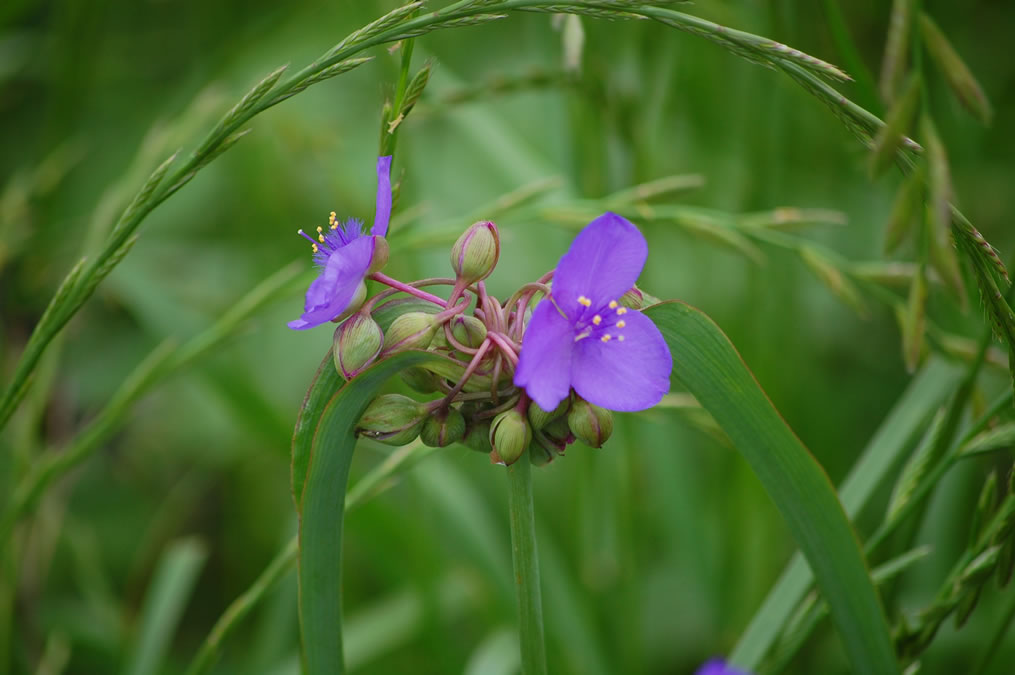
[287,156,393,330]
[695,659,751,675]
[514,212,672,412]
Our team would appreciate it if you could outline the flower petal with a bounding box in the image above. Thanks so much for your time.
[571,309,671,411]
[514,299,575,411]
[371,156,393,237]
[287,236,375,330]
[552,212,647,314]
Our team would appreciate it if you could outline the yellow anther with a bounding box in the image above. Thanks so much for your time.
[608,300,618,309]
[330,221,338,230]
[592,315,602,325]
[601,334,612,342]
[330,211,337,218]
[312,243,319,253]
[616,307,628,315]
[617,320,626,328]
[578,295,592,307]
[618,335,625,342]
[318,234,325,243]
[316,226,323,233]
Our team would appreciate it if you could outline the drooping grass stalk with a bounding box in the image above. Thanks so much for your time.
[506,454,547,675]
[0,0,909,433]
[185,440,442,675]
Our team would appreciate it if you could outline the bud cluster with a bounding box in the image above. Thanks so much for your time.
[332,219,627,466]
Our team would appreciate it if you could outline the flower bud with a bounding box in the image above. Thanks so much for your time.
[333,313,383,380]
[619,286,644,310]
[462,420,493,453]
[489,409,531,465]
[527,398,570,430]
[368,236,390,275]
[567,397,613,448]
[333,281,368,323]
[450,315,488,349]
[382,311,438,355]
[400,366,441,393]
[451,221,500,285]
[420,407,466,447]
[356,394,427,446]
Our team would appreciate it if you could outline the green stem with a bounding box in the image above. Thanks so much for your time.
[507,455,547,675]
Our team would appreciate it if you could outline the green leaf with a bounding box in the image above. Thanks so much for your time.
[729,355,961,667]
[644,301,899,675]
[296,349,443,675]
[124,538,208,675]
[291,350,344,512]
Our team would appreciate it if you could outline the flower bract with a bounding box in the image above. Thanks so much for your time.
[287,155,393,330]
[514,212,672,412]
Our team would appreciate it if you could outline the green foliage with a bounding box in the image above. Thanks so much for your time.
[4,1,1015,674]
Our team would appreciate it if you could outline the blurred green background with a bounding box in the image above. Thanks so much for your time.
[3,1,1015,673]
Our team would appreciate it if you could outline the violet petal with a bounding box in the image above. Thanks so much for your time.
[552,212,647,315]
[571,308,671,411]
[371,156,393,237]
[513,299,576,411]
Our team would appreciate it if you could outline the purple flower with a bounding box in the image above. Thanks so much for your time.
[287,156,393,330]
[695,659,751,675]
[514,212,671,412]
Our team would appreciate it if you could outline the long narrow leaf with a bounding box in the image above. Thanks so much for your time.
[729,356,962,666]
[644,301,898,675]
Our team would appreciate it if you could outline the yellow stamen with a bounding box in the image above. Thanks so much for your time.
[331,221,338,230]
[617,307,628,315]
[316,226,323,233]
[312,243,319,253]
[318,234,325,243]
[578,295,592,307]
[592,315,602,325]
[608,300,618,309]
[601,334,612,342]
[617,320,626,328]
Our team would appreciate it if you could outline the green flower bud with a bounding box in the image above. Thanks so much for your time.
[527,398,570,430]
[567,397,613,448]
[619,286,644,310]
[400,366,441,393]
[451,221,500,285]
[450,315,488,349]
[382,311,438,355]
[333,313,383,380]
[332,281,368,323]
[530,416,574,465]
[357,394,426,446]
[368,237,389,275]
[420,407,466,447]
[462,420,493,453]
[489,409,531,465]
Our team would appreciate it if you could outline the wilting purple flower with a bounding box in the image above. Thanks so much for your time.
[695,659,751,675]
[287,156,393,330]
[514,212,671,412]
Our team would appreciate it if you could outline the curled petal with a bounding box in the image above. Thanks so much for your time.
[514,299,575,411]
[571,309,671,411]
[288,236,375,330]
[372,156,393,237]
[552,212,647,315]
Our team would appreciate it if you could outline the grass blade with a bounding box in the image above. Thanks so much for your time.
[296,350,445,674]
[123,538,208,675]
[728,357,962,667]
[645,301,899,675]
